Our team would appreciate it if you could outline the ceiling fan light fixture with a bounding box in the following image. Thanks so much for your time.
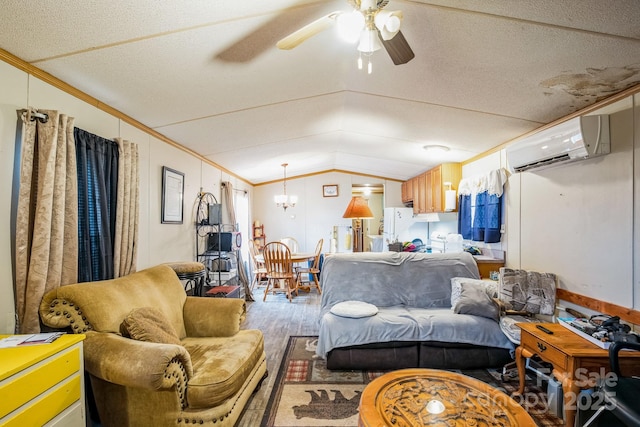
[357,28,382,53]
[357,53,373,74]
[276,2,414,66]
[375,10,402,40]
[336,11,364,43]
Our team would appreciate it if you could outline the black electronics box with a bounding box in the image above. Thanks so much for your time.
[207,203,221,225]
[207,232,241,252]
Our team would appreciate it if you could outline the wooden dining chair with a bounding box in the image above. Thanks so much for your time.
[262,242,297,302]
[279,237,299,253]
[295,238,323,295]
[248,239,268,290]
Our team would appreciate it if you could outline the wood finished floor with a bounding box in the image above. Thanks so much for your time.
[237,287,322,426]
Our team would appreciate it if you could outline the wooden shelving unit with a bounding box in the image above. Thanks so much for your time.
[253,223,265,252]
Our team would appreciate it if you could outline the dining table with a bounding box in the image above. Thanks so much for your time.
[255,252,315,264]
[256,252,315,296]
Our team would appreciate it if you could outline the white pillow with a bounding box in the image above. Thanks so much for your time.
[450,277,498,309]
[330,301,379,318]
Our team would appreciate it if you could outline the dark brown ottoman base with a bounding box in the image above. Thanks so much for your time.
[326,341,512,371]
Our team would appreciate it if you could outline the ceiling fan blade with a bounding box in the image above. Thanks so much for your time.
[381,30,415,65]
[215,6,326,63]
[276,11,341,50]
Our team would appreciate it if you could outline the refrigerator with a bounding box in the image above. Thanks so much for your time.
[382,207,429,248]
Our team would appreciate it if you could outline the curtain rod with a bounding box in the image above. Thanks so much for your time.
[221,182,247,194]
[20,109,49,123]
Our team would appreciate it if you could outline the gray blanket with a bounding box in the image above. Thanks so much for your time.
[316,252,514,357]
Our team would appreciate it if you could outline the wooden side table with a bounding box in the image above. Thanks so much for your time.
[516,322,640,427]
[358,368,535,427]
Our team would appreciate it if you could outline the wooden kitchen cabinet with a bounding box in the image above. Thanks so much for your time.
[401,180,413,204]
[411,176,420,210]
[415,173,428,214]
[431,165,442,212]
[431,163,461,212]
[409,163,461,214]
[413,170,433,214]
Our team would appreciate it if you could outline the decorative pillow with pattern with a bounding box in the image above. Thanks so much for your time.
[498,268,556,315]
[120,307,182,345]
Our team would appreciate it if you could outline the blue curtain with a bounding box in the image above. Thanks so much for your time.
[458,194,472,239]
[472,192,486,241]
[484,193,502,243]
[470,191,502,243]
[459,192,502,243]
[75,128,119,282]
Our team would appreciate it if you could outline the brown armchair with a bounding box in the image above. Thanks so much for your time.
[39,264,267,427]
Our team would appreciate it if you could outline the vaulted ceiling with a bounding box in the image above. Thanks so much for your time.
[1,1,639,184]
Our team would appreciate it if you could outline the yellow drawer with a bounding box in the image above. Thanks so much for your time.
[0,347,80,418]
[1,374,81,427]
[521,332,567,370]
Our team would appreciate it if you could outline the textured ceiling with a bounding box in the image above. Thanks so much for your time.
[1,0,639,183]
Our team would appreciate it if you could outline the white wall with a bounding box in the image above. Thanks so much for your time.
[0,60,252,334]
[463,96,639,309]
[253,172,401,253]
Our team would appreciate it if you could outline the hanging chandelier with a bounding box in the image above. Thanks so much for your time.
[274,163,298,211]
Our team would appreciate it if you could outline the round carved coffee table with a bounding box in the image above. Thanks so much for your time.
[358,368,535,427]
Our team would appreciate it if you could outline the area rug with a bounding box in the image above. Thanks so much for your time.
[260,336,564,427]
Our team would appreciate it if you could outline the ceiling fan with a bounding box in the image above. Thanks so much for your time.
[276,0,415,66]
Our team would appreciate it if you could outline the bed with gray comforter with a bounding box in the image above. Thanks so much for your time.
[317,251,514,370]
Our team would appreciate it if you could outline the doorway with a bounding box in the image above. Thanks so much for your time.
[351,184,384,252]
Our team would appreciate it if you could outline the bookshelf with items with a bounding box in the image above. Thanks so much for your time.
[195,192,240,297]
[253,221,265,252]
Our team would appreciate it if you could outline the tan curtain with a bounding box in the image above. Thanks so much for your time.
[222,182,236,228]
[113,138,139,277]
[222,181,253,301]
[15,109,78,333]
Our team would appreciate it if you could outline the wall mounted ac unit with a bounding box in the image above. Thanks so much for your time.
[506,115,610,173]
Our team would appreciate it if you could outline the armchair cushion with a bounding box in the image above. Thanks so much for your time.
[183,297,246,337]
[120,307,182,345]
[183,330,264,408]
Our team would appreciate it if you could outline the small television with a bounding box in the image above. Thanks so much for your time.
[208,203,221,225]
[207,232,242,252]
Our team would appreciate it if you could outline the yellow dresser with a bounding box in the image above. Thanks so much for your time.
[0,334,85,427]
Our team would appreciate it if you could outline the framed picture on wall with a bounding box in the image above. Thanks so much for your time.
[161,166,184,224]
[323,184,339,197]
